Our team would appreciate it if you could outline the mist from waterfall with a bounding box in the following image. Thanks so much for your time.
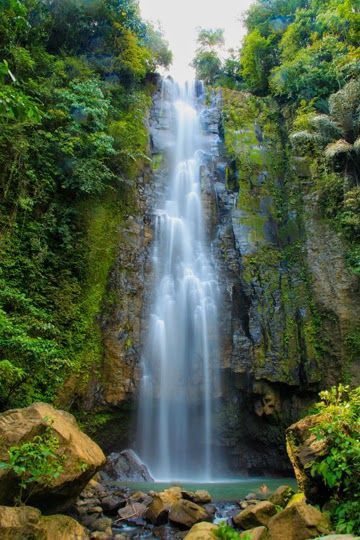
[137,79,220,481]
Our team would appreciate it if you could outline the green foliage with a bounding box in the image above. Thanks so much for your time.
[214,522,241,540]
[240,29,274,94]
[197,28,225,49]
[192,27,224,84]
[0,423,65,504]
[192,51,222,85]
[310,385,360,534]
[0,0,163,408]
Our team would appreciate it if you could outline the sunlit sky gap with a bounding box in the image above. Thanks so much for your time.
[138,0,254,80]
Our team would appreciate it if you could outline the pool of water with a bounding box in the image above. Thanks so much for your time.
[115,478,297,501]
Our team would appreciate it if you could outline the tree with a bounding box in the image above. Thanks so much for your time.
[192,27,224,84]
[240,29,273,94]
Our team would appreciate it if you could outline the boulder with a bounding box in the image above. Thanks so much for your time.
[182,489,212,504]
[193,490,212,504]
[267,501,331,540]
[101,495,126,515]
[0,402,106,512]
[101,449,153,482]
[269,485,295,508]
[240,527,268,540]
[184,522,218,539]
[0,505,89,539]
[233,501,277,529]
[145,487,182,525]
[117,502,147,523]
[286,414,330,504]
[169,499,209,529]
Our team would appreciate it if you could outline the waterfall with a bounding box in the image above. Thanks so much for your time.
[137,79,220,481]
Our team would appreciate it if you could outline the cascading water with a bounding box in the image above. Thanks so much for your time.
[137,79,220,481]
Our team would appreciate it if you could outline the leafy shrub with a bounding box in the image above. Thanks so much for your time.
[310,385,360,534]
[0,423,65,504]
[214,523,242,539]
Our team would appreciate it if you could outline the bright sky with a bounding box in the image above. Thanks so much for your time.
[138,0,254,80]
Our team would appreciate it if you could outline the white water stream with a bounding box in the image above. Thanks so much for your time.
[137,79,220,481]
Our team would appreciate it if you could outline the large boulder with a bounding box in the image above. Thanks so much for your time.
[184,522,218,539]
[233,501,277,529]
[286,414,330,504]
[0,505,89,539]
[0,402,106,512]
[101,449,153,482]
[145,487,182,524]
[169,499,209,529]
[267,501,331,540]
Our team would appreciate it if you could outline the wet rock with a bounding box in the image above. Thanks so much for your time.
[233,501,277,529]
[0,402,106,512]
[101,495,126,514]
[269,485,295,508]
[91,533,111,540]
[118,502,147,523]
[181,490,212,504]
[184,521,218,539]
[90,516,112,532]
[102,449,153,482]
[169,499,209,529]
[267,502,331,540]
[145,487,183,525]
[87,506,103,514]
[0,505,89,539]
[286,414,330,504]
[203,504,216,518]
[130,490,153,506]
[245,493,258,501]
[240,527,268,540]
[193,490,212,504]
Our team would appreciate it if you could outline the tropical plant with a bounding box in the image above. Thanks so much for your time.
[310,385,360,535]
[0,423,65,504]
[291,80,360,186]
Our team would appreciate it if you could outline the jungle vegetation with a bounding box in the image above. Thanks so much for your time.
[0,0,171,410]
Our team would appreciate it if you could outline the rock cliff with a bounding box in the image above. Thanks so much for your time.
[84,82,359,476]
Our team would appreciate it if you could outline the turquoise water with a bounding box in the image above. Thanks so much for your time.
[116,478,297,501]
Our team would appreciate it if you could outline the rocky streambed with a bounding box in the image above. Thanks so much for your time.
[70,477,335,540]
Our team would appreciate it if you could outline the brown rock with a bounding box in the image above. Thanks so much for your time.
[0,402,106,512]
[118,502,147,522]
[101,495,126,514]
[169,499,209,529]
[145,487,182,525]
[267,502,331,540]
[90,517,112,532]
[240,527,268,540]
[269,485,295,508]
[286,414,330,504]
[233,501,276,529]
[0,505,89,539]
[184,521,218,539]
[193,490,212,504]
